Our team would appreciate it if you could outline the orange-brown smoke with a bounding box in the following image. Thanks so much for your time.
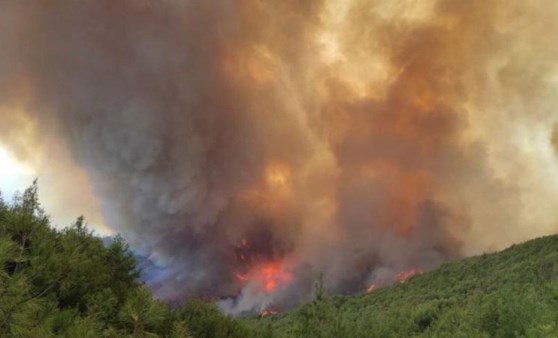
[0,0,557,314]
[553,124,558,158]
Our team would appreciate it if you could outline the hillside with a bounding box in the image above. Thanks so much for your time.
[0,183,253,337]
[247,235,558,337]
[3,183,558,337]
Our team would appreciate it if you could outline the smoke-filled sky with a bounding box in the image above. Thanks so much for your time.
[1,0,558,314]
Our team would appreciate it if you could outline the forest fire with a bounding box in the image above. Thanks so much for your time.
[259,262,293,293]
[259,309,279,318]
[233,237,293,293]
[398,269,423,283]
[2,0,558,316]
[366,284,377,293]
[235,261,293,293]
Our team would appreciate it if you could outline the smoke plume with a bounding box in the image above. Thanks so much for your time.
[1,0,558,313]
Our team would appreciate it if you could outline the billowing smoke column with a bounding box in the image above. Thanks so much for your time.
[1,0,558,314]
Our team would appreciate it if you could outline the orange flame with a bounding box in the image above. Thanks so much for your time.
[234,272,250,283]
[259,309,279,318]
[398,268,423,283]
[234,261,293,293]
[366,284,377,293]
[257,262,293,292]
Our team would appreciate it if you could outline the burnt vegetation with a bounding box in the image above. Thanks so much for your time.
[3,182,558,337]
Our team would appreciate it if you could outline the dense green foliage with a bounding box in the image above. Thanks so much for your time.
[3,183,558,337]
[0,183,254,337]
[248,235,558,337]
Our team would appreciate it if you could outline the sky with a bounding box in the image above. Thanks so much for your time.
[0,145,33,199]
[0,143,111,234]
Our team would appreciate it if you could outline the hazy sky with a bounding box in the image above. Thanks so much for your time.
[0,145,33,199]
[0,144,110,234]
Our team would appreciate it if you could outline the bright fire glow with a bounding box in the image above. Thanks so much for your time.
[259,309,279,318]
[235,261,293,293]
[398,268,423,283]
[265,164,291,191]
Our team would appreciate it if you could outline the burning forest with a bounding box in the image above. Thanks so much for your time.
[1,0,558,315]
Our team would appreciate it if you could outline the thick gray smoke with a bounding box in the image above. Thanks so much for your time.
[1,0,558,314]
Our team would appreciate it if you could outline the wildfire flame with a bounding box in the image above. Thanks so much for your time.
[4,0,558,315]
[366,284,377,293]
[233,272,249,283]
[234,261,293,293]
[398,268,423,283]
[259,309,279,318]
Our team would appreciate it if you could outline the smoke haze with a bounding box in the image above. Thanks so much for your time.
[1,0,557,313]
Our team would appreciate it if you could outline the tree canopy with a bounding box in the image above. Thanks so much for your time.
[0,182,253,337]
[3,182,558,337]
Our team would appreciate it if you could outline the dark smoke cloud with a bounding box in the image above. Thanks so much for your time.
[0,0,557,313]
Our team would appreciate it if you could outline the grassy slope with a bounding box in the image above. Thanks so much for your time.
[248,235,558,337]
